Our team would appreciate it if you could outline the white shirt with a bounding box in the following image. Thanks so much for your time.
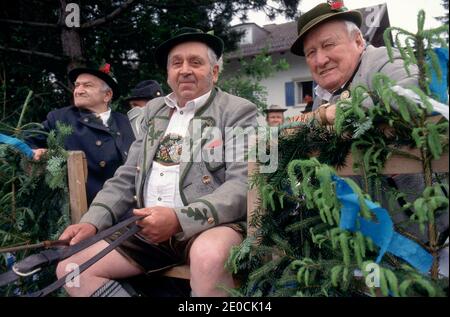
[314,85,334,103]
[143,90,212,209]
[97,108,112,127]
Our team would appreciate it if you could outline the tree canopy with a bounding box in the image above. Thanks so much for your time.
[0,0,300,123]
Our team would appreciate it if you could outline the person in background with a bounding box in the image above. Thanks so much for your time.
[264,104,287,127]
[302,94,314,113]
[125,80,164,138]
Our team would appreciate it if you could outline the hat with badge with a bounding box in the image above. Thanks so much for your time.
[154,27,224,69]
[290,0,363,56]
[264,104,288,113]
[124,80,164,102]
[68,63,120,100]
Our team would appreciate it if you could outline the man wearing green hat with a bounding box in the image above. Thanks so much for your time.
[56,28,257,297]
[288,2,448,263]
[289,1,419,125]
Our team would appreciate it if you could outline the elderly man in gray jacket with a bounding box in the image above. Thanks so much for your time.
[56,28,257,297]
[288,2,448,263]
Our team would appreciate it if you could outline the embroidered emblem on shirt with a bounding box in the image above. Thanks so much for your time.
[155,133,183,164]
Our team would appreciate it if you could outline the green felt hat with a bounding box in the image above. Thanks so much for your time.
[290,2,362,56]
[154,27,224,69]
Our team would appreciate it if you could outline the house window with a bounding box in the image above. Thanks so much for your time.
[285,82,295,107]
[295,81,313,104]
[238,28,252,45]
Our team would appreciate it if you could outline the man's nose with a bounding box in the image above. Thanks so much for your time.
[74,87,85,96]
[180,61,192,74]
[314,50,330,67]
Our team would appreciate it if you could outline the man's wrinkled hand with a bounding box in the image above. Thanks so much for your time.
[59,223,97,246]
[133,206,182,243]
[32,148,47,161]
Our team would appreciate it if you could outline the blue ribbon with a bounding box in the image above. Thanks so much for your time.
[428,47,448,104]
[332,175,433,274]
[0,133,34,159]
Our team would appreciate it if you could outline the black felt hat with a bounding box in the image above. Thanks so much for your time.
[124,80,164,102]
[290,1,362,56]
[68,63,120,100]
[154,27,224,69]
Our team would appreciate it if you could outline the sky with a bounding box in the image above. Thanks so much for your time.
[232,0,447,33]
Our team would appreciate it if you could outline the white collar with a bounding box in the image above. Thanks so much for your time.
[97,108,111,127]
[164,90,212,112]
[314,83,347,102]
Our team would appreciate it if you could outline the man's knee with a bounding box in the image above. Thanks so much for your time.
[191,248,226,272]
[190,243,234,274]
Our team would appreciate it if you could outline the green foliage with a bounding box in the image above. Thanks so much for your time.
[0,107,71,296]
[219,50,290,113]
[383,10,449,93]
[0,0,300,123]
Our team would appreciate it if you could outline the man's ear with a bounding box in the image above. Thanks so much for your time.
[355,32,365,50]
[212,64,219,84]
[104,90,113,103]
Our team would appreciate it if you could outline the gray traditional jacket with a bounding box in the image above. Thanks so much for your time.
[80,88,257,241]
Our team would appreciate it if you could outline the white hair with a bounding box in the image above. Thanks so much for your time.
[101,81,113,105]
[207,47,223,74]
[101,81,112,93]
[344,20,366,45]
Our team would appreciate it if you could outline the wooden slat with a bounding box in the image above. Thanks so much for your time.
[337,148,449,176]
[67,151,88,224]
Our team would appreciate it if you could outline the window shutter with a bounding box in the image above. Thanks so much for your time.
[285,82,294,107]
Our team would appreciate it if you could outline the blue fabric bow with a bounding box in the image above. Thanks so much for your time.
[332,175,433,274]
[428,47,448,104]
[0,133,34,159]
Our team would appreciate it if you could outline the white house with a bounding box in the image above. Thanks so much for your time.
[223,3,390,124]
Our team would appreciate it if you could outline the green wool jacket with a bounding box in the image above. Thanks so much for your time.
[80,88,257,241]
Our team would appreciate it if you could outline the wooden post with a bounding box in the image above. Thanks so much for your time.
[67,151,88,224]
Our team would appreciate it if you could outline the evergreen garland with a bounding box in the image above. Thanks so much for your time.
[0,94,72,296]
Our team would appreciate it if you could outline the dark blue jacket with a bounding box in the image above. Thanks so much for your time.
[27,106,135,205]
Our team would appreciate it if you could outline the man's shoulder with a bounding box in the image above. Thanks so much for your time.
[215,89,257,111]
[362,45,404,65]
[142,97,167,116]
[45,105,77,120]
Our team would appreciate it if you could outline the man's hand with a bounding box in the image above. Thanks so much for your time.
[59,223,97,245]
[133,206,182,243]
[32,148,47,161]
[325,104,337,125]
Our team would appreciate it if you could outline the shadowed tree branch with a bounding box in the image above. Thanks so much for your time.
[81,0,137,29]
[0,18,58,28]
[0,45,66,61]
